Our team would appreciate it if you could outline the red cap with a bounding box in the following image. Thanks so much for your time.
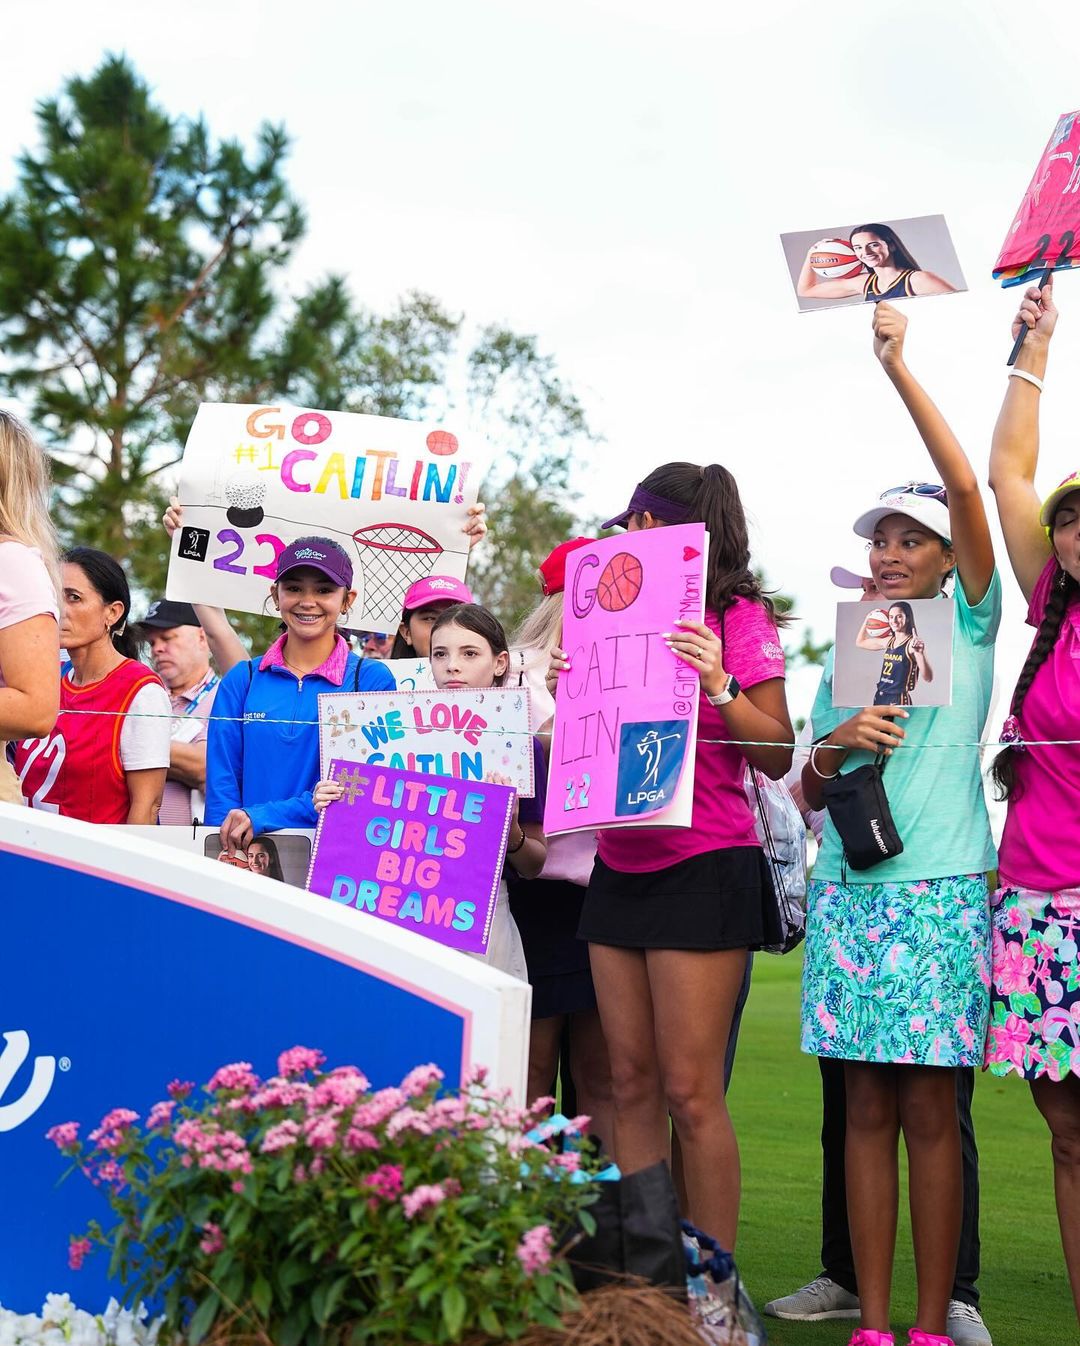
[538,537,594,596]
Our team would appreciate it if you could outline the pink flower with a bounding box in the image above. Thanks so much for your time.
[464,1064,489,1087]
[89,1108,139,1152]
[309,1075,366,1110]
[96,1159,126,1188]
[303,1114,340,1150]
[206,1062,260,1094]
[401,1063,445,1097]
[815,1003,837,1037]
[261,1120,302,1154]
[516,1224,553,1274]
[167,1079,195,1100]
[45,1121,80,1149]
[294,1162,309,1183]
[68,1236,92,1271]
[351,1088,407,1128]
[277,1046,326,1078]
[989,1013,1031,1067]
[344,1126,379,1152]
[199,1222,225,1256]
[402,1183,448,1218]
[365,1163,404,1201]
[147,1100,176,1130]
[231,1180,246,1194]
[994,939,1036,995]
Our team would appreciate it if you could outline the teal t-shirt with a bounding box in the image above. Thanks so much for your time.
[810,570,1001,883]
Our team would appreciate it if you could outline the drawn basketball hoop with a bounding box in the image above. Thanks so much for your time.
[352,522,445,620]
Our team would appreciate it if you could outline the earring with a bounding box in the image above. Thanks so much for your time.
[1059,571,1068,590]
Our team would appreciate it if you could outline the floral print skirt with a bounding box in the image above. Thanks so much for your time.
[986,883,1080,1082]
[801,874,990,1067]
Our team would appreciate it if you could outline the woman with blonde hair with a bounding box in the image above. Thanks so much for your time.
[0,411,62,804]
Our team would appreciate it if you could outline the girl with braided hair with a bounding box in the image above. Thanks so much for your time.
[986,278,1080,1324]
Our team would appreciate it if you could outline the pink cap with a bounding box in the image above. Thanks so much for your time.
[402,575,473,612]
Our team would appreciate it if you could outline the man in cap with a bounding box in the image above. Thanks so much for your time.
[137,600,220,825]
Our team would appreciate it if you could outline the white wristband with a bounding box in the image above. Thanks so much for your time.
[1008,367,1044,392]
[809,744,840,780]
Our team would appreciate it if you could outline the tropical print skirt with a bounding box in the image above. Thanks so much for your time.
[986,884,1080,1082]
[801,874,990,1067]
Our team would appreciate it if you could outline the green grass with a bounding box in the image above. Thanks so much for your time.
[728,954,1074,1342]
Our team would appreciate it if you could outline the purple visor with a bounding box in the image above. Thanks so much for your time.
[601,485,693,531]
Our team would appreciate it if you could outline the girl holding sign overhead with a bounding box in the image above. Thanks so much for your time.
[206,537,394,851]
[549,463,793,1252]
[799,303,999,1346]
[986,279,1080,1325]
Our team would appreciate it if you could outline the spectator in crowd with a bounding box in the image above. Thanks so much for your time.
[136,600,220,825]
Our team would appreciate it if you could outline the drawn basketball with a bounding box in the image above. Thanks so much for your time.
[596,552,643,613]
[863,608,891,640]
[352,522,445,624]
[426,430,459,456]
[809,238,864,280]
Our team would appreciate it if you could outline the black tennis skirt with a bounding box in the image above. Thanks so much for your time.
[578,846,780,952]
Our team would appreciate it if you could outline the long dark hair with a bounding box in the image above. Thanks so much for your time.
[850,223,921,272]
[249,835,285,882]
[429,603,510,686]
[634,462,791,625]
[991,564,1078,800]
[63,546,141,659]
[889,601,917,638]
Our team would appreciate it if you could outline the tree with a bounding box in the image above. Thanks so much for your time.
[0,55,597,622]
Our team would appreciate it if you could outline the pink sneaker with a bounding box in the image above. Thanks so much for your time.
[849,1333,895,1346]
[908,1333,954,1346]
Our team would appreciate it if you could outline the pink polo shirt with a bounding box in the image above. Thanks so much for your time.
[0,541,58,688]
[598,597,786,873]
[997,556,1080,891]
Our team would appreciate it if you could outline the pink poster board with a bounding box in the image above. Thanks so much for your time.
[995,110,1080,282]
[544,525,707,837]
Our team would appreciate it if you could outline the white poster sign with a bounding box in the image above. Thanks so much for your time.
[165,403,490,629]
[319,687,535,796]
[383,656,437,692]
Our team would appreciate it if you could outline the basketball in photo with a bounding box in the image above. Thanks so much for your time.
[809,238,863,279]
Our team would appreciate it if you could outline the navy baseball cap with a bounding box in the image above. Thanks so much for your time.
[276,537,354,589]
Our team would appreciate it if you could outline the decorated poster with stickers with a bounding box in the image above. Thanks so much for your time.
[306,760,515,954]
[165,403,490,629]
[319,686,534,795]
[544,525,707,837]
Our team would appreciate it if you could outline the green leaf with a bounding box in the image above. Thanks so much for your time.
[478,1307,502,1336]
[578,1209,597,1237]
[441,1284,467,1340]
[251,1272,272,1317]
[187,1292,220,1346]
[278,1302,311,1346]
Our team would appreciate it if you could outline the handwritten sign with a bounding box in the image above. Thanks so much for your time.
[995,110,1080,284]
[544,525,707,837]
[165,403,490,629]
[319,686,534,795]
[383,657,437,692]
[306,761,514,954]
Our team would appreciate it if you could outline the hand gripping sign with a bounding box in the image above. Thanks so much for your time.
[306,761,515,954]
[165,404,490,630]
[544,525,708,836]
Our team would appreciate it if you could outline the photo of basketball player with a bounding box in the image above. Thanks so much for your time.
[855,601,934,706]
[247,835,285,881]
[830,593,954,710]
[780,214,967,313]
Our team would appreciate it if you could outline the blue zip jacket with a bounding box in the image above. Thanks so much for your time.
[205,649,394,833]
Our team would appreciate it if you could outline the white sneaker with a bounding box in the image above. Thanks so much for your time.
[763,1275,861,1321]
[947,1300,992,1345]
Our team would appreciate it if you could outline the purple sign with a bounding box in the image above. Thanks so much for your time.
[305,760,515,954]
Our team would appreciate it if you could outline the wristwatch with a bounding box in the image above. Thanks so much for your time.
[706,674,741,707]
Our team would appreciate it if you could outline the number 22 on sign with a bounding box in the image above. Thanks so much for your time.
[213,529,286,578]
[564,773,592,811]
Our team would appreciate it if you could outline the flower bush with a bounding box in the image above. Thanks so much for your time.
[0,1295,161,1346]
[48,1051,601,1345]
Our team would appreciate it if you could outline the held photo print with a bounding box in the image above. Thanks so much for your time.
[831,598,955,710]
[780,214,967,313]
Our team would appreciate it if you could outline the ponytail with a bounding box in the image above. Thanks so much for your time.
[63,546,142,661]
[990,565,1077,801]
[636,461,791,625]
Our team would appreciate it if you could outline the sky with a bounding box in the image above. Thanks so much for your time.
[3,0,1078,762]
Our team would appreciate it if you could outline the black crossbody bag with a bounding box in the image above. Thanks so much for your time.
[820,748,903,878]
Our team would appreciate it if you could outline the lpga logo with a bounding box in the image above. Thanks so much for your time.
[0,1030,57,1133]
[615,719,687,816]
